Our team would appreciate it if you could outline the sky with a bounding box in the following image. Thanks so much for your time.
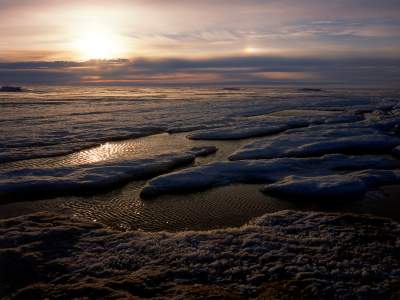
[0,0,399,86]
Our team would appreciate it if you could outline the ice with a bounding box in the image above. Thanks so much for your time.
[230,127,400,160]
[262,170,400,199]
[141,154,400,198]
[188,114,363,141]
[2,87,400,217]
[263,175,368,199]
[189,146,218,156]
[1,82,400,299]
[0,146,217,200]
[1,87,395,163]
[188,124,289,140]
[0,210,398,298]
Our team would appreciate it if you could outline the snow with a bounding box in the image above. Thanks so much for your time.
[229,127,400,160]
[1,87,396,163]
[0,88,399,219]
[140,154,400,198]
[262,170,400,199]
[188,123,289,140]
[0,210,399,299]
[0,146,216,200]
[188,114,363,140]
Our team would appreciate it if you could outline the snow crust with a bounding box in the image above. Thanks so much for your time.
[1,88,400,204]
[1,87,397,163]
[188,114,362,140]
[230,128,400,160]
[262,170,400,199]
[1,210,399,299]
[141,154,400,198]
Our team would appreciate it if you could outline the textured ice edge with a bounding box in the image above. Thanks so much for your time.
[141,154,400,199]
[0,210,399,299]
[0,146,217,201]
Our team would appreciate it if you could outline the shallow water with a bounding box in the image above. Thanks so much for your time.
[0,132,246,171]
[1,130,400,231]
[2,180,400,231]
[1,86,400,231]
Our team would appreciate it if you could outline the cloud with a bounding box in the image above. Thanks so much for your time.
[0,1,399,86]
[1,0,400,61]
[0,55,399,87]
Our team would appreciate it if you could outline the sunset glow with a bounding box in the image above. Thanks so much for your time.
[0,0,399,86]
[74,29,125,60]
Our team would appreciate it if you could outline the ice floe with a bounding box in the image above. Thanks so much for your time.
[188,123,289,140]
[229,127,400,160]
[262,170,400,199]
[188,114,363,141]
[141,154,400,198]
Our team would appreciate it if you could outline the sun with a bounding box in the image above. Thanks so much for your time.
[244,47,260,54]
[74,29,125,60]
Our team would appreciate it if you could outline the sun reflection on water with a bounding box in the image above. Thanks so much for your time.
[69,142,120,164]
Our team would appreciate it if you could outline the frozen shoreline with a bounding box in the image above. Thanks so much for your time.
[1,87,398,163]
[1,210,399,299]
[1,87,400,298]
[1,87,400,231]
